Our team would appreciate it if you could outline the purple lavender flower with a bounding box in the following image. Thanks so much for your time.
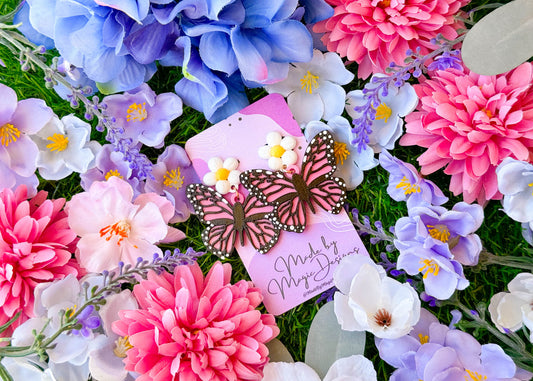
[379,150,448,207]
[102,83,182,148]
[70,305,101,338]
[144,144,200,223]
[427,49,462,72]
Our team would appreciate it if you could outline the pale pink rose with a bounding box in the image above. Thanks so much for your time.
[66,176,184,273]
[112,262,280,381]
[314,0,469,79]
[400,62,533,205]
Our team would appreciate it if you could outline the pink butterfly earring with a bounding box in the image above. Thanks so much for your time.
[240,130,347,233]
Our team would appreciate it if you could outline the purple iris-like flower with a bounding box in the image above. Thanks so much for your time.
[70,305,101,338]
[102,83,183,148]
[379,151,448,207]
[0,83,53,178]
[144,144,199,223]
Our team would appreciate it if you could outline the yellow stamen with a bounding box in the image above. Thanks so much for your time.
[104,169,123,181]
[215,168,230,181]
[418,334,429,345]
[379,0,391,6]
[0,123,21,147]
[375,103,392,123]
[427,224,451,243]
[46,133,69,152]
[333,141,350,165]
[65,305,77,320]
[99,220,131,245]
[464,369,487,381]
[270,145,285,158]
[418,259,440,279]
[395,176,421,195]
[113,336,133,358]
[300,71,319,94]
[481,108,492,118]
[163,168,184,190]
[126,102,147,122]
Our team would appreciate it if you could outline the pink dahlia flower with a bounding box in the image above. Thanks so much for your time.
[400,62,533,205]
[112,262,279,381]
[0,185,79,337]
[314,0,469,79]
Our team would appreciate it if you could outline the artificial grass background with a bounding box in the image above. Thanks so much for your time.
[1,0,531,378]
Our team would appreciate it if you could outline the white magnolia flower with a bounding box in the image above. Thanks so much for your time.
[346,76,418,153]
[202,157,241,194]
[489,272,533,341]
[496,158,533,223]
[305,116,378,190]
[265,49,354,126]
[32,114,98,180]
[334,262,420,339]
[258,131,298,170]
[262,355,377,381]
[0,357,56,381]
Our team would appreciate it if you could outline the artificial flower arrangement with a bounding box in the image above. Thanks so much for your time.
[0,0,532,380]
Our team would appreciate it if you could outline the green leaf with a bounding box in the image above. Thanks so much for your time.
[462,0,533,75]
[0,361,13,381]
[265,339,294,363]
[304,302,366,379]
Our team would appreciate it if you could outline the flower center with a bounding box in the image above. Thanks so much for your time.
[65,305,77,320]
[333,141,350,165]
[126,102,148,122]
[418,333,429,344]
[300,71,319,94]
[270,144,286,158]
[0,123,20,147]
[46,133,69,152]
[373,308,392,328]
[163,168,184,190]
[395,176,421,195]
[378,0,391,7]
[215,168,230,181]
[464,370,487,381]
[375,103,392,123]
[99,220,131,245]
[418,259,440,279]
[104,169,123,181]
[481,108,493,118]
[427,224,451,242]
[113,336,133,358]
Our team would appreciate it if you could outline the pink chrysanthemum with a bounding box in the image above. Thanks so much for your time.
[400,62,533,205]
[0,185,79,337]
[112,262,279,381]
[314,0,469,79]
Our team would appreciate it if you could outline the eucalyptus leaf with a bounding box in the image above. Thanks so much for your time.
[266,338,294,363]
[462,0,533,75]
[304,302,366,379]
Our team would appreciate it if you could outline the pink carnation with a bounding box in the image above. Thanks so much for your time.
[0,185,79,337]
[400,62,533,205]
[112,262,279,381]
[314,0,469,79]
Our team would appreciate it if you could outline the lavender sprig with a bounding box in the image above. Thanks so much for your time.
[350,208,395,244]
[351,33,466,152]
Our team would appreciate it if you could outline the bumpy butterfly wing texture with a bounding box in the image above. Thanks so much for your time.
[302,130,347,214]
[186,184,237,258]
[241,194,281,253]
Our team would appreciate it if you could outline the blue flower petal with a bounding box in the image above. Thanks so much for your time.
[94,0,149,22]
[199,31,238,75]
[263,20,312,63]
[300,0,333,23]
[14,2,56,49]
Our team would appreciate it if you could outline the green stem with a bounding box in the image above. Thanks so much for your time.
[0,361,13,381]
[478,250,533,272]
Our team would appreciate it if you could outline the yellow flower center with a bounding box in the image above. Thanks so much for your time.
[270,145,286,158]
[465,370,487,381]
[126,102,148,122]
[418,334,429,345]
[395,176,421,195]
[104,169,123,181]
[481,108,493,118]
[163,168,184,190]
[113,336,133,358]
[46,133,69,152]
[375,102,392,123]
[378,0,391,7]
[333,141,350,165]
[427,224,451,243]
[99,220,131,245]
[215,168,230,181]
[0,123,21,147]
[418,259,440,279]
[300,71,319,94]
[65,305,77,320]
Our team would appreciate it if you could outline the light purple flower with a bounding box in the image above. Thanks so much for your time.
[144,144,199,223]
[0,83,53,177]
[496,157,533,223]
[0,160,39,198]
[379,150,448,207]
[102,83,183,148]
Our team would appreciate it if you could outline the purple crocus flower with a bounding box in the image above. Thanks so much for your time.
[379,150,448,207]
[0,83,53,178]
[70,305,101,338]
[0,160,39,198]
[145,144,199,223]
[102,83,183,148]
